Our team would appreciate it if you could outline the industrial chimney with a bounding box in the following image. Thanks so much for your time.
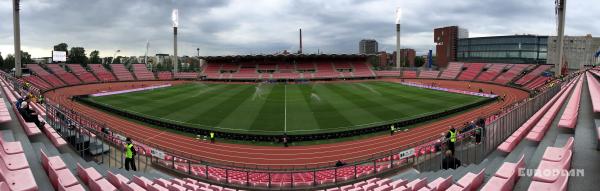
[299,28,303,54]
[395,8,402,69]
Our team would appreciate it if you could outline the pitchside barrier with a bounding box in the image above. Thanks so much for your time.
[0,71,562,190]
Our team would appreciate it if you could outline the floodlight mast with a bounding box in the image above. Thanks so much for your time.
[13,0,21,76]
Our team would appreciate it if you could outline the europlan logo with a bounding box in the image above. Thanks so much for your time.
[518,168,585,177]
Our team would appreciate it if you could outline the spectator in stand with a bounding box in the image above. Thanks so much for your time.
[474,126,482,144]
[446,126,457,154]
[441,150,461,170]
[124,137,137,171]
[18,96,45,128]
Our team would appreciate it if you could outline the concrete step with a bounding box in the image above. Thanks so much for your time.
[1,129,16,141]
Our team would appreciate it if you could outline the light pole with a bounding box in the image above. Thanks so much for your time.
[13,0,21,76]
[111,50,121,64]
[197,48,200,57]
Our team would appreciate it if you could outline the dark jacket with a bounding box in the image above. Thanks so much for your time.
[441,156,461,170]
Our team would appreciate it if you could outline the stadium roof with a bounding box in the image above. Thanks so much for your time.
[200,54,368,62]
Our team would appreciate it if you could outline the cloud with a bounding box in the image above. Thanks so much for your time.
[0,0,598,58]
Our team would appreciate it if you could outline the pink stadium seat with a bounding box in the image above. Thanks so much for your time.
[110,64,135,81]
[426,176,452,191]
[77,163,103,186]
[132,176,153,189]
[493,64,529,84]
[40,149,67,172]
[526,79,575,142]
[107,171,129,189]
[0,151,37,191]
[47,64,82,85]
[174,72,198,79]
[67,64,99,83]
[418,70,440,79]
[457,63,485,81]
[148,184,169,191]
[533,151,572,183]
[480,155,525,191]
[0,132,24,154]
[90,178,117,191]
[154,178,172,187]
[121,181,146,191]
[158,71,174,80]
[514,65,552,85]
[89,64,117,82]
[542,137,574,162]
[475,64,506,82]
[528,172,569,191]
[405,178,427,191]
[389,179,407,189]
[585,72,600,113]
[58,183,86,191]
[49,167,78,190]
[375,70,401,77]
[456,169,485,191]
[132,64,156,80]
[439,62,463,79]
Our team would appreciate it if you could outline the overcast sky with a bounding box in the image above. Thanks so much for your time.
[0,0,598,58]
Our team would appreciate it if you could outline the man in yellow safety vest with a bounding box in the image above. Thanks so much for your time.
[124,137,137,171]
[210,132,215,143]
[390,125,396,136]
[445,126,457,154]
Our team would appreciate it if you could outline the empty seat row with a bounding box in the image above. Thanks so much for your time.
[132,64,156,81]
[402,71,417,78]
[157,71,173,80]
[418,71,440,79]
[475,64,506,82]
[110,64,135,81]
[497,79,575,153]
[457,63,485,81]
[67,64,100,83]
[47,64,82,85]
[494,64,528,84]
[528,137,573,190]
[89,64,118,82]
[480,155,525,191]
[514,65,553,85]
[557,75,584,129]
[439,63,463,79]
[586,71,600,113]
[0,97,11,122]
[525,76,578,142]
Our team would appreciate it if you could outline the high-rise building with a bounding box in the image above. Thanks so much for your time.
[393,49,416,67]
[359,39,378,54]
[458,28,469,39]
[547,34,600,69]
[434,26,459,68]
[457,35,548,64]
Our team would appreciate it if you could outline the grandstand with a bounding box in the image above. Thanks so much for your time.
[475,63,507,82]
[110,64,135,81]
[493,64,528,84]
[439,62,463,79]
[3,61,598,190]
[132,64,156,81]
[67,64,99,83]
[89,64,117,82]
[46,64,82,86]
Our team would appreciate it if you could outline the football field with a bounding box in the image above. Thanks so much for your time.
[87,81,487,135]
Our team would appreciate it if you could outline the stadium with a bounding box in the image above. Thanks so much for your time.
[0,0,599,191]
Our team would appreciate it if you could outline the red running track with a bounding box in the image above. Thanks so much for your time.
[44,79,528,168]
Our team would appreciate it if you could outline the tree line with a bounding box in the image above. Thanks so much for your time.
[1,43,201,72]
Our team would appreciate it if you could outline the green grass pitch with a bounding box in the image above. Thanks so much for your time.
[87,81,486,135]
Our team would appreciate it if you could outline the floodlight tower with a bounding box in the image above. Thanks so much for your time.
[172,9,179,73]
[13,0,21,76]
[555,0,566,77]
[395,8,402,69]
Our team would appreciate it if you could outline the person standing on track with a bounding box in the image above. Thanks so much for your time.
[390,125,396,136]
[446,126,457,154]
[124,137,137,171]
[210,132,215,143]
